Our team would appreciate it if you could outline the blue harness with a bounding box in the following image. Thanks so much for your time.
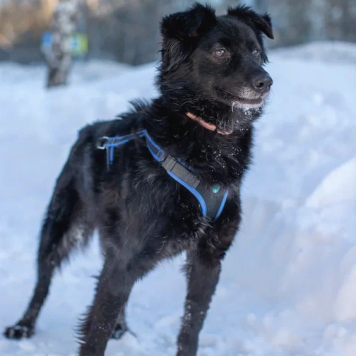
[97,130,229,221]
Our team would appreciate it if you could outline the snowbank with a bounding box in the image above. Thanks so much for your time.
[0,42,355,355]
[273,41,356,65]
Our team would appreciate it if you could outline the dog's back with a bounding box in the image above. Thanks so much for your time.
[41,105,148,252]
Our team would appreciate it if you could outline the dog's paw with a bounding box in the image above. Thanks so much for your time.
[4,324,34,340]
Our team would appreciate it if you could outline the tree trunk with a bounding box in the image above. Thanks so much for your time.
[44,0,78,88]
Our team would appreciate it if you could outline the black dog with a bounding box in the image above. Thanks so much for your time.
[4,3,273,356]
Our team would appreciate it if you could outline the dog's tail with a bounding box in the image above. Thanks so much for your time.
[38,153,94,270]
[3,140,96,339]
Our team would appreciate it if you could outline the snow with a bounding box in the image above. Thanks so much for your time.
[0,42,355,356]
[273,41,356,65]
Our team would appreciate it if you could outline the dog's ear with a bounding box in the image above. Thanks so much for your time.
[161,3,216,41]
[227,5,274,39]
[160,3,216,72]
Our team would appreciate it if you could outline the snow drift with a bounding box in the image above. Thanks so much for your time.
[0,43,355,356]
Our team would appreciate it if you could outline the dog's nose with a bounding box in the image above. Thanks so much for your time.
[252,74,273,93]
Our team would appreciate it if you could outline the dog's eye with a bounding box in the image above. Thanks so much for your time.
[252,49,261,57]
[213,49,230,58]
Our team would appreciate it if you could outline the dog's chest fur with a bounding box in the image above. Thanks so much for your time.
[77,118,250,260]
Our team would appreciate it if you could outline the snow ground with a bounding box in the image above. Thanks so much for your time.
[0,43,355,356]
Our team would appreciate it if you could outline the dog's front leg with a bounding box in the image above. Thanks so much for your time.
[177,201,241,356]
[78,254,133,356]
[78,245,155,356]
[177,249,222,356]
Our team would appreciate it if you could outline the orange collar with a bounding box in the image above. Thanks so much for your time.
[186,112,233,135]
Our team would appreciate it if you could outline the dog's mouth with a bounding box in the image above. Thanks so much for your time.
[215,88,266,109]
[216,124,234,135]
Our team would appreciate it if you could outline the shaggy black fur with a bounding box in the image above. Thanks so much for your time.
[4,3,273,356]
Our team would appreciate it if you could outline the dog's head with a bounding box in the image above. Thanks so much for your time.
[159,3,273,118]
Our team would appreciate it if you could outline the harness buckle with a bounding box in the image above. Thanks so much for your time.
[96,136,109,150]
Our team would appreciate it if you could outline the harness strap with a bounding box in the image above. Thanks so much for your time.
[97,130,228,221]
[145,134,199,188]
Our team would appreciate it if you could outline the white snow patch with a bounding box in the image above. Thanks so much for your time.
[0,42,355,355]
[306,157,356,208]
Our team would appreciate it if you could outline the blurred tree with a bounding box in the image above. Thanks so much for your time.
[1,0,356,65]
[44,0,78,88]
[326,0,355,41]
[269,0,311,46]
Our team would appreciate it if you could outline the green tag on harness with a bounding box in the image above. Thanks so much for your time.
[212,184,220,194]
